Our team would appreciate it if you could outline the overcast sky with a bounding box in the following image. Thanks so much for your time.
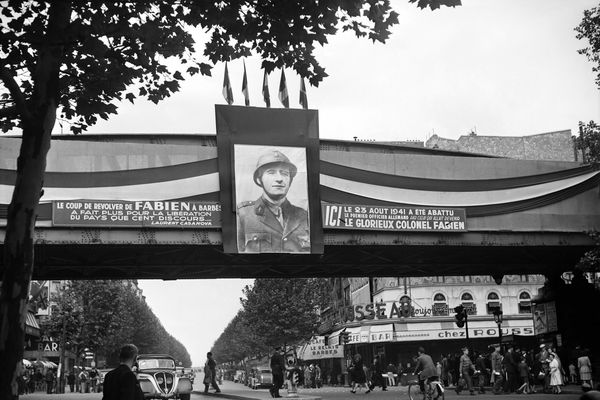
[126,0,600,366]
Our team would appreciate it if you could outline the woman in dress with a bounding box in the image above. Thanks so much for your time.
[350,353,371,394]
[578,349,593,389]
[549,353,563,394]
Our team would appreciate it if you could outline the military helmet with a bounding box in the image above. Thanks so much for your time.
[253,150,297,186]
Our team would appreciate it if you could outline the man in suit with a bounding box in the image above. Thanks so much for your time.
[102,344,143,400]
[237,149,310,253]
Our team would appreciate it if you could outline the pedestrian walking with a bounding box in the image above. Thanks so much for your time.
[369,355,387,391]
[569,362,578,384]
[579,350,593,391]
[203,352,221,393]
[517,357,532,394]
[456,347,476,395]
[79,368,89,393]
[549,353,564,394]
[349,353,370,394]
[102,343,144,400]
[90,366,99,392]
[67,370,75,393]
[474,352,487,394]
[270,347,285,398]
[490,345,504,395]
[45,368,55,394]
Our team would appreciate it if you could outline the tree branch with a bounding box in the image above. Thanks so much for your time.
[0,66,31,121]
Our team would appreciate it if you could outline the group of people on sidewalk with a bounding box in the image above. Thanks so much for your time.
[427,343,595,396]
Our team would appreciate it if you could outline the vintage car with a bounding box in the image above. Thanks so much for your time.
[249,366,273,390]
[136,354,192,400]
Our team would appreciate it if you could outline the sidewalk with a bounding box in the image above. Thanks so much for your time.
[192,380,409,400]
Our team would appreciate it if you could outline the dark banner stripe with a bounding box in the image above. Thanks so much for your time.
[320,174,600,218]
[1,157,593,192]
[0,158,218,188]
[321,161,597,192]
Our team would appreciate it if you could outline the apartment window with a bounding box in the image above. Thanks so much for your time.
[461,292,477,315]
[486,292,502,315]
[518,292,532,314]
[432,293,449,316]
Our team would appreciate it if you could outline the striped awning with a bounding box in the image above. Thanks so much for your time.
[25,312,40,337]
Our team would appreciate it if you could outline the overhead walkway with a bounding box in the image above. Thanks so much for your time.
[1,134,598,279]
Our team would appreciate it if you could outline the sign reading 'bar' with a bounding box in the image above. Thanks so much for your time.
[322,204,467,232]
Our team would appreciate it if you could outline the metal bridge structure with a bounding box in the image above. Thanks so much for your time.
[1,134,599,280]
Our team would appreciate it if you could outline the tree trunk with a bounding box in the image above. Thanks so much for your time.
[0,2,70,398]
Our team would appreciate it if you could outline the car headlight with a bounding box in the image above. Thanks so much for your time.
[157,376,164,384]
[166,376,173,384]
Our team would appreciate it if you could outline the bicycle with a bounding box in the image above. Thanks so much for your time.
[407,379,445,400]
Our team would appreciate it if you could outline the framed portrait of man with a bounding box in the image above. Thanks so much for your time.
[234,144,310,253]
[215,105,323,254]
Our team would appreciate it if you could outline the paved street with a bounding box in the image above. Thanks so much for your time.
[18,379,590,400]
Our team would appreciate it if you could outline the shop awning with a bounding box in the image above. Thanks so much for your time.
[25,312,40,337]
[33,360,57,369]
[296,336,344,360]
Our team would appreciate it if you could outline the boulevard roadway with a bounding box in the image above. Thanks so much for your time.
[18,379,590,400]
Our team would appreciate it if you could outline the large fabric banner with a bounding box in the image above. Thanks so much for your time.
[215,105,323,254]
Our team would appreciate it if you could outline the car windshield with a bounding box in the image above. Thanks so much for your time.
[138,358,175,370]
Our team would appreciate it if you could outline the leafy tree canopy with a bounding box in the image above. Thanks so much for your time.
[0,0,433,134]
[47,280,191,367]
[576,120,600,164]
[241,278,331,350]
[576,4,600,90]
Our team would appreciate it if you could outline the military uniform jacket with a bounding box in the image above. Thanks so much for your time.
[237,197,310,253]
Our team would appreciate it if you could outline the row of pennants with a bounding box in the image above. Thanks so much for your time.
[222,62,308,109]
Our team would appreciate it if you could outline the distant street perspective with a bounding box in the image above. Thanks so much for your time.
[2,1,600,400]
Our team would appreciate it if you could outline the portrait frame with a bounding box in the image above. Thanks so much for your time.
[215,105,323,254]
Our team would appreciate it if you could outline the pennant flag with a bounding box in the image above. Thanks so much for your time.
[262,70,271,108]
[299,77,308,109]
[242,61,249,106]
[222,63,234,105]
[279,69,289,108]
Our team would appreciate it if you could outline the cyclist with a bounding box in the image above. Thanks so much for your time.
[414,347,441,399]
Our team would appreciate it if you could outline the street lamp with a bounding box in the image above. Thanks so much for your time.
[493,308,503,345]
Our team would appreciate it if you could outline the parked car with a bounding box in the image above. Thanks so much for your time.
[249,366,273,390]
[136,354,192,400]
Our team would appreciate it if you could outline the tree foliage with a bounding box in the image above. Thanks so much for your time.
[211,278,331,364]
[0,0,411,133]
[576,4,600,90]
[46,280,191,367]
[576,120,600,164]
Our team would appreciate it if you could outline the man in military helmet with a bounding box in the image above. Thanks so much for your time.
[237,149,310,253]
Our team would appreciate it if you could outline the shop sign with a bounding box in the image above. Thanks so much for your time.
[322,204,467,232]
[396,325,534,342]
[38,336,60,353]
[335,301,438,322]
[299,336,343,360]
[52,200,221,228]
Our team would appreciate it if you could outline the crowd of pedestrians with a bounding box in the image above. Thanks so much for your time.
[17,363,103,395]
[429,344,595,396]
